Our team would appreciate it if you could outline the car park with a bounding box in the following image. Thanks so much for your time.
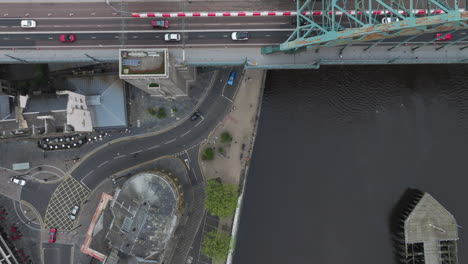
[231,32,249,41]
[48,228,57,243]
[164,33,181,42]
[10,177,26,186]
[151,20,169,29]
[70,205,80,220]
[20,20,36,28]
[59,34,75,43]
[435,33,452,41]
[227,71,236,85]
[381,17,400,24]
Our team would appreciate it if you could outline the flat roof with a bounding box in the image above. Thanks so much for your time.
[119,49,167,78]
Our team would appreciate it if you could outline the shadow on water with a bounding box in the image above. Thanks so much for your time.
[388,188,425,264]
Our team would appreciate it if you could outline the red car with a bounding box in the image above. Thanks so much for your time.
[151,20,169,29]
[48,228,57,243]
[59,34,75,43]
[435,33,452,41]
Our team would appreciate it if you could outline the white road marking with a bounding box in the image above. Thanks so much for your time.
[222,94,233,102]
[130,150,142,155]
[3,37,9,40]
[164,139,176,144]
[91,36,96,39]
[181,130,191,137]
[192,168,200,182]
[25,37,30,39]
[147,145,160,150]
[48,37,53,39]
[194,120,203,127]
[132,36,138,38]
[114,36,119,38]
[113,155,126,159]
[265,34,271,36]
[80,170,94,186]
[97,160,109,168]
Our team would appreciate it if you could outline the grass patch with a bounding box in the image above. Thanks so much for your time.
[157,107,167,119]
[220,132,233,143]
[202,147,215,160]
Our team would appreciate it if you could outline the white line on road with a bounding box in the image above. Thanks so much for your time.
[25,37,30,39]
[265,34,271,36]
[2,38,8,40]
[132,36,138,38]
[130,150,142,155]
[113,155,126,159]
[192,168,200,182]
[81,169,94,183]
[147,145,160,150]
[91,36,96,39]
[222,95,233,103]
[164,139,176,144]
[194,120,203,127]
[98,160,109,168]
[181,130,191,137]
[48,37,53,39]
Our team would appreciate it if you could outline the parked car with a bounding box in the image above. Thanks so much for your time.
[381,17,400,24]
[435,33,452,41]
[190,111,201,121]
[231,32,249,41]
[70,205,80,220]
[227,71,236,85]
[151,20,169,29]
[20,20,36,28]
[48,228,57,243]
[59,34,75,43]
[164,33,181,42]
[10,177,26,186]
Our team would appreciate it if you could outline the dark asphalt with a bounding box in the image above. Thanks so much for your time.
[20,66,239,218]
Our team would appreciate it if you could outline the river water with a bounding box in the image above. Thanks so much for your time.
[233,65,468,264]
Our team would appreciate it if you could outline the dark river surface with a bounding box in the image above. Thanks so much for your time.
[233,65,468,264]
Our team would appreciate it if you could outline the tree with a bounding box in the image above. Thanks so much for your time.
[157,107,167,118]
[220,132,233,143]
[202,148,215,160]
[201,230,231,261]
[147,108,156,116]
[204,179,238,217]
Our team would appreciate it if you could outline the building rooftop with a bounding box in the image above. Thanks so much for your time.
[24,94,68,113]
[119,49,167,78]
[404,193,458,264]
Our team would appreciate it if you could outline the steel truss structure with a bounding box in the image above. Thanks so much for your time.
[262,0,468,54]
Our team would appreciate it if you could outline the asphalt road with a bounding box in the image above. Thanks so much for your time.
[20,66,239,218]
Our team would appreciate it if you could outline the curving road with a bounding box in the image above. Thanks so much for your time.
[20,66,239,219]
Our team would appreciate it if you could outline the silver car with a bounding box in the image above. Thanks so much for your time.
[70,205,80,220]
[164,33,181,42]
[20,20,36,28]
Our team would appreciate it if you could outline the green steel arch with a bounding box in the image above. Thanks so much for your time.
[262,0,468,54]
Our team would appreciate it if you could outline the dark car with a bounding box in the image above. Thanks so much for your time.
[151,20,169,29]
[190,111,201,121]
[59,34,75,43]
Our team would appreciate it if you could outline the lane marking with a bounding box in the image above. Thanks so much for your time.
[97,160,109,168]
[194,120,203,127]
[181,130,191,137]
[0,28,293,34]
[147,145,160,150]
[164,139,176,144]
[113,155,126,159]
[130,150,142,155]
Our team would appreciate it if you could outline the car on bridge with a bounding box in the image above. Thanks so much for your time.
[435,33,452,41]
[164,33,181,42]
[59,34,75,43]
[20,20,36,28]
[381,17,400,24]
[152,20,169,29]
[48,228,57,243]
[231,32,249,41]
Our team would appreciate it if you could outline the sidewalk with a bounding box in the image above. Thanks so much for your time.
[199,68,266,185]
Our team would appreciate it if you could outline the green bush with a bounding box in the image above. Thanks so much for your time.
[202,148,215,160]
[172,107,178,113]
[147,108,156,116]
[220,132,233,143]
[218,147,225,154]
[149,82,159,87]
[204,179,238,217]
[157,107,167,119]
[201,230,231,261]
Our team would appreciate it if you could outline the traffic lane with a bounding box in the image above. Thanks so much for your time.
[43,243,72,264]
[183,30,290,44]
[0,3,115,18]
[21,180,59,218]
[74,67,234,187]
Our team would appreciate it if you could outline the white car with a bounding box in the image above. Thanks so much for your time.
[231,32,249,41]
[70,205,80,220]
[20,20,37,28]
[164,33,181,42]
[381,17,400,24]
[10,177,26,186]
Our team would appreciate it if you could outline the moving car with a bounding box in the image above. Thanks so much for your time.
[227,71,236,85]
[164,33,181,42]
[70,205,80,220]
[48,228,57,243]
[381,17,400,24]
[59,34,75,43]
[435,33,452,41]
[231,32,249,41]
[190,111,201,121]
[151,20,169,29]
[20,20,36,28]
[10,177,26,186]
